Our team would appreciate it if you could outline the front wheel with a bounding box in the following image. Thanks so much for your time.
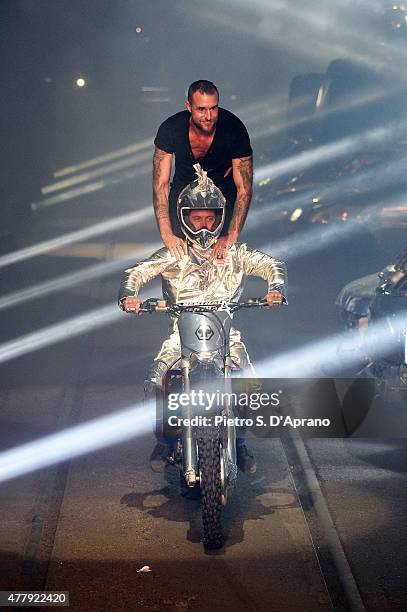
[197,426,223,549]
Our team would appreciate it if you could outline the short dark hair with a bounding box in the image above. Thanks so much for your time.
[187,80,219,104]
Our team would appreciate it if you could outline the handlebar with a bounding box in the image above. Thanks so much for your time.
[136,297,287,315]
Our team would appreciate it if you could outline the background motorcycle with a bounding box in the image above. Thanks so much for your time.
[365,273,407,402]
[337,271,407,404]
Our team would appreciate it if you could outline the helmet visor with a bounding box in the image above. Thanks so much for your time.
[180,208,224,235]
[180,207,225,249]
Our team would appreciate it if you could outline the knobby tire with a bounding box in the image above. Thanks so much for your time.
[197,425,223,549]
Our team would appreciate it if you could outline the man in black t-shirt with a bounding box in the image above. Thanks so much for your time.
[152,80,253,260]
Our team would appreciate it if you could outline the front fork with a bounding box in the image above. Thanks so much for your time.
[181,358,198,487]
[223,356,237,485]
[180,356,237,490]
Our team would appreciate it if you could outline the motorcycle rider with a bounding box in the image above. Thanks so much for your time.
[118,164,287,474]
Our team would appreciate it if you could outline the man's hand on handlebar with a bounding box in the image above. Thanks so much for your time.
[121,297,167,314]
[264,291,284,308]
[121,296,142,314]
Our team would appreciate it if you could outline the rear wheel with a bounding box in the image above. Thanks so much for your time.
[197,426,223,549]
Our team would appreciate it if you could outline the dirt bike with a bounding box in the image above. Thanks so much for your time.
[364,275,407,402]
[337,272,407,405]
[138,297,275,549]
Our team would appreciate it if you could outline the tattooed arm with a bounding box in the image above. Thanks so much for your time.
[230,155,253,236]
[152,146,187,259]
[212,155,253,258]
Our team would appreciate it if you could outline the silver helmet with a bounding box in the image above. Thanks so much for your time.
[177,164,226,249]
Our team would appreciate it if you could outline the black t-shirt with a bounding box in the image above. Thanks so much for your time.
[154,108,252,205]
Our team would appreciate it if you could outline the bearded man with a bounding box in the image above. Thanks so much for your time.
[152,79,253,261]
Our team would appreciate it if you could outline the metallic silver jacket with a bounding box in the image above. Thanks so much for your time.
[118,243,286,388]
[118,243,286,305]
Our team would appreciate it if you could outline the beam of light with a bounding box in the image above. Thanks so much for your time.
[185,0,407,81]
[247,148,407,234]
[258,83,394,129]
[31,180,105,210]
[235,93,288,120]
[254,120,402,183]
[2,315,405,483]
[31,162,152,211]
[53,137,153,178]
[0,278,161,364]
[255,310,407,379]
[238,85,373,141]
[183,3,338,66]
[250,84,405,143]
[0,400,155,484]
[0,244,161,313]
[41,150,152,195]
[0,206,153,270]
[246,189,318,232]
[258,216,373,261]
[0,304,122,364]
[248,175,401,261]
[309,144,407,199]
[234,93,289,132]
